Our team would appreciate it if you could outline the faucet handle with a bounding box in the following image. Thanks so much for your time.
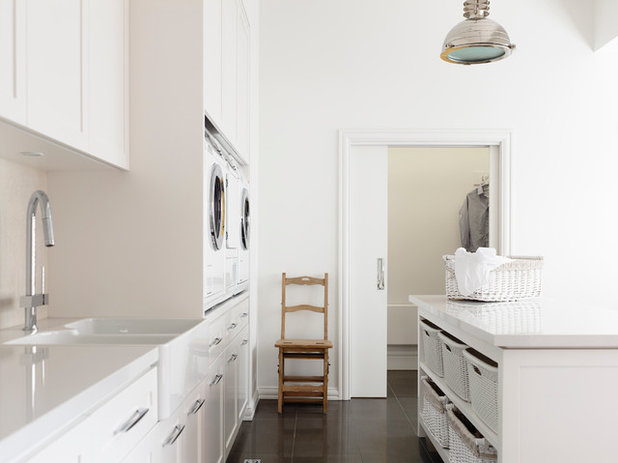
[20,294,49,308]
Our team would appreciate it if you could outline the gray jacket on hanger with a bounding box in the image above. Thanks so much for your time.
[459,189,489,252]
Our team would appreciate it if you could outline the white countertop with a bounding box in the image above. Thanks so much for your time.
[0,343,158,462]
[410,295,618,348]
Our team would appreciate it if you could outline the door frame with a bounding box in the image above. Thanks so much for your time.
[338,128,513,400]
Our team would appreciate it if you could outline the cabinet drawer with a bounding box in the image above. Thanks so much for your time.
[87,367,158,462]
[207,308,228,361]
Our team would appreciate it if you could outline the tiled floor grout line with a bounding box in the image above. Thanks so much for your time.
[290,410,298,462]
[388,377,416,430]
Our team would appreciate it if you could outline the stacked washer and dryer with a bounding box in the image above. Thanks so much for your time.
[204,133,250,311]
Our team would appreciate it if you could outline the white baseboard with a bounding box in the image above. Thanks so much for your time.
[258,386,340,400]
[387,345,418,370]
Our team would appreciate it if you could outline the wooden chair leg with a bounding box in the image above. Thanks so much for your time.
[323,350,329,413]
[278,349,284,414]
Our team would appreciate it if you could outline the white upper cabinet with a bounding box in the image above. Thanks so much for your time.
[86,0,129,169]
[0,0,129,169]
[26,0,86,150]
[205,0,251,164]
[0,0,26,124]
[204,0,223,128]
[220,0,238,147]
[236,4,250,162]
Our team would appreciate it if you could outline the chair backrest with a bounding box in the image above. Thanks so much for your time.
[281,272,328,340]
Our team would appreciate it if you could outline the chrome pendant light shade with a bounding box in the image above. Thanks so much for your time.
[441,0,514,65]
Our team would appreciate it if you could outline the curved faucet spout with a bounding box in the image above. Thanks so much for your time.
[23,190,55,332]
[28,190,54,247]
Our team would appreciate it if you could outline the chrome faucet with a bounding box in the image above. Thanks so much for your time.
[20,190,55,332]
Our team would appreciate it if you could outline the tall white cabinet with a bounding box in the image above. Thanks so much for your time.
[0,0,129,168]
[204,0,251,164]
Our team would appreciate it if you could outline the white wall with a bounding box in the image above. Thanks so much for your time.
[258,0,618,397]
[595,0,618,50]
[388,147,490,302]
[47,0,205,318]
[0,159,48,328]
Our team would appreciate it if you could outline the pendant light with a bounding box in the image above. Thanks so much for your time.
[441,0,514,65]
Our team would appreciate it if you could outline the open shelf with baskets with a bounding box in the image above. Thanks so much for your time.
[420,361,499,449]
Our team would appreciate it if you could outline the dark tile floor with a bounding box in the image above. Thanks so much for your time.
[226,370,443,463]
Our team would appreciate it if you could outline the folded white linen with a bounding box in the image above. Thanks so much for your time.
[454,247,512,296]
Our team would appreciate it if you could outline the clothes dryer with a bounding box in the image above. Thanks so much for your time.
[236,181,250,294]
[204,136,227,310]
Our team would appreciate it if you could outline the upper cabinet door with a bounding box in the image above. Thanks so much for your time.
[236,1,250,162]
[0,0,26,123]
[26,0,87,149]
[221,0,238,146]
[86,0,129,169]
[204,0,223,127]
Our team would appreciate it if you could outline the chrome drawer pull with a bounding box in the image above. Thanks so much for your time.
[162,424,185,447]
[114,408,149,435]
[210,337,222,347]
[241,339,248,345]
[210,374,223,386]
[228,322,237,330]
[228,353,238,363]
[240,312,248,318]
[188,398,205,415]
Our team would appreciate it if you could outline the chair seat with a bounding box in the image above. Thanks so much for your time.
[275,338,333,349]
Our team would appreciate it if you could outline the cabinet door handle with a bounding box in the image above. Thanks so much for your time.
[114,408,149,435]
[228,353,238,363]
[162,424,185,447]
[241,339,248,345]
[210,337,222,347]
[188,398,205,415]
[228,322,237,330]
[240,312,248,318]
[210,374,223,386]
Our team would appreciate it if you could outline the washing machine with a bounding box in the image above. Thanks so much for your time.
[224,160,241,296]
[204,135,227,311]
[237,178,250,294]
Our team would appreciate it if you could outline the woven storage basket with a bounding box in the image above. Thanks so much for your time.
[463,349,499,432]
[420,319,444,377]
[446,405,497,463]
[443,255,544,302]
[438,332,470,401]
[421,376,450,448]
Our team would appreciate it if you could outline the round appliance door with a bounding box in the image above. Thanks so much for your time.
[209,164,226,250]
[241,188,250,250]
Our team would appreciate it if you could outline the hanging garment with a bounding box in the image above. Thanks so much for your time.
[459,189,489,252]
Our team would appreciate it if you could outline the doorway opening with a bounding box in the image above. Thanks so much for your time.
[339,129,511,400]
[387,146,490,372]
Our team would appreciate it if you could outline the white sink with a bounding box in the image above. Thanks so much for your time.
[64,318,200,335]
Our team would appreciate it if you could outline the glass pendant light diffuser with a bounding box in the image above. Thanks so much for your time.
[441,0,514,65]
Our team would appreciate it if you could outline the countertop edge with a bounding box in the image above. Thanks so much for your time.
[0,347,158,463]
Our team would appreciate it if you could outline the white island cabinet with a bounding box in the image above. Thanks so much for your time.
[411,295,618,463]
[0,0,129,169]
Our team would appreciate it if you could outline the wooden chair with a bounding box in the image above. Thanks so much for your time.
[275,272,333,413]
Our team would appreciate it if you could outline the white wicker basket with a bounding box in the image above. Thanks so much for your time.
[420,319,444,377]
[443,255,544,302]
[447,405,497,463]
[445,300,542,335]
[463,349,499,433]
[421,377,450,448]
[438,332,470,401]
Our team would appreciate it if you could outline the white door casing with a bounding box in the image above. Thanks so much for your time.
[349,145,388,398]
[339,129,512,400]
